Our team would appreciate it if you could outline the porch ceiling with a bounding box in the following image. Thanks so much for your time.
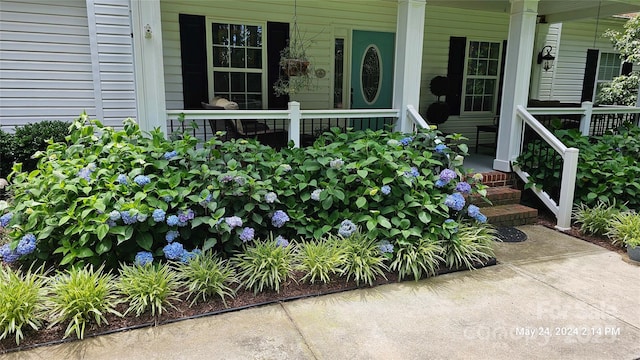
[427,0,640,23]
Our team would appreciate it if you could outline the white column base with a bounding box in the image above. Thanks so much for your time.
[493,158,512,172]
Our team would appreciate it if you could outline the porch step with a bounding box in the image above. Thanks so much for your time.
[480,171,517,188]
[481,204,538,227]
[470,187,522,208]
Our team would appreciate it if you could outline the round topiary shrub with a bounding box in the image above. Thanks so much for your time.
[11,120,70,172]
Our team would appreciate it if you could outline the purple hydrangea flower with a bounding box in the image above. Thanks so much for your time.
[445,192,466,211]
[177,209,194,226]
[165,230,179,243]
[311,189,323,201]
[16,234,36,255]
[166,215,179,227]
[152,209,166,223]
[439,169,457,183]
[220,175,234,183]
[381,185,391,195]
[121,210,138,225]
[330,158,344,169]
[456,181,472,194]
[239,227,255,243]
[378,240,394,254]
[0,244,19,263]
[234,176,246,186]
[225,216,243,229]
[116,174,128,185]
[275,235,289,248]
[467,205,481,218]
[163,150,177,160]
[338,219,357,238]
[0,213,13,227]
[134,175,150,186]
[271,210,290,228]
[163,242,185,260]
[435,144,448,153]
[134,251,154,266]
[400,137,413,146]
[265,192,277,204]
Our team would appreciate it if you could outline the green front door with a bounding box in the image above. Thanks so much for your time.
[350,30,395,130]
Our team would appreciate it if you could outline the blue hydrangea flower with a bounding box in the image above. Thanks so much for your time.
[116,174,128,185]
[16,234,36,255]
[163,196,174,203]
[163,242,185,260]
[134,251,154,266]
[107,219,117,227]
[163,150,177,160]
[330,158,344,169]
[439,169,456,183]
[456,181,472,194]
[180,250,199,263]
[134,175,150,186]
[400,136,413,146]
[234,176,246,186]
[239,227,255,243]
[475,213,488,223]
[271,210,290,228]
[435,144,448,153]
[444,218,459,233]
[435,179,448,188]
[0,244,19,263]
[381,185,391,195]
[338,219,357,238]
[166,215,179,227]
[0,212,13,227]
[445,192,466,211]
[165,230,179,243]
[225,216,243,229]
[311,189,323,201]
[199,194,212,207]
[275,235,289,248]
[467,205,481,218]
[404,167,420,178]
[378,240,394,254]
[121,210,138,225]
[77,167,93,181]
[109,210,121,221]
[265,192,278,204]
[152,209,166,223]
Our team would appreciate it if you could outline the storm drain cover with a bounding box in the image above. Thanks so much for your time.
[495,226,527,242]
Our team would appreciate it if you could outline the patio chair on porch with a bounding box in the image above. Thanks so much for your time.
[201,98,288,149]
[475,115,499,154]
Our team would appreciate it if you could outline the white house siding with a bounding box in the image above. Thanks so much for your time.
[533,23,562,100]
[420,5,510,145]
[0,0,135,131]
[159,0,397,112]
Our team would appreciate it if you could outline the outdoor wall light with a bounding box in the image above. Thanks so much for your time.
[537,45,555,71]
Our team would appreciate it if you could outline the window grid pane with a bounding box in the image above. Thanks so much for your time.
[463,41,501,113]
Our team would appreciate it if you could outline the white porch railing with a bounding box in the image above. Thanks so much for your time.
[512,105,579,231]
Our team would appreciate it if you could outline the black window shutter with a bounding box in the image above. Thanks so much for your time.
[179,14,208,110]
[496,39,507,115]
[267,22,290,109]
[446,37,466,116]
[581,49,599,102]
[621,61,633,76]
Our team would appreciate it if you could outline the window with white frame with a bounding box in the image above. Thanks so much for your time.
[594,52,622,100]
[209,22,264,109]
[462,40,502,113]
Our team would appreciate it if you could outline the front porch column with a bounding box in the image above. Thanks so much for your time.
[130,0,167,134]
[393,0,426,133]
[493,0,539,172]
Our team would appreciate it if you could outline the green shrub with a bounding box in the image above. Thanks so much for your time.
[0,129,15,178]
[295,236,345,284]
[117,262,182,317]
[11,120,70,173]
[573,200,621,236]
[0,266,48,345]
[47,265,121,339]
[442,223,496,270]
[390,236,444,281]
[235,235,294,293]
[176,251,238,306]
[339,230,388,286]
[606,211,640,247]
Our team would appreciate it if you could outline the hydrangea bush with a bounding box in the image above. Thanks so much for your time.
[0,115,489,269]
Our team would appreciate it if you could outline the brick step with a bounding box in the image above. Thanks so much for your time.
[470,187,522,208]
[480,171,517,188]
[481,204,538,227]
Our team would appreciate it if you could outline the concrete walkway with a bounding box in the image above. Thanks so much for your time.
[3,225,640,360]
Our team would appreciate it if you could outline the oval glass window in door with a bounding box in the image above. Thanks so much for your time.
[361,45,381,104]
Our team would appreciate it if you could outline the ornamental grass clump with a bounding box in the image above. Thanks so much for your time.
[295,236,345,284]
[442,223,496,270]
[47,265,121,339]
[390,236,444,281]
[234,234,294,293]
[117,262,182,317]
[573,201,621,237]
[606,211,640,248]
[176,251,238,306]
[0,266,48,345]
[339,230,388,286]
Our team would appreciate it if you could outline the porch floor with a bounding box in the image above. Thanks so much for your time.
[463,151,495,173]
